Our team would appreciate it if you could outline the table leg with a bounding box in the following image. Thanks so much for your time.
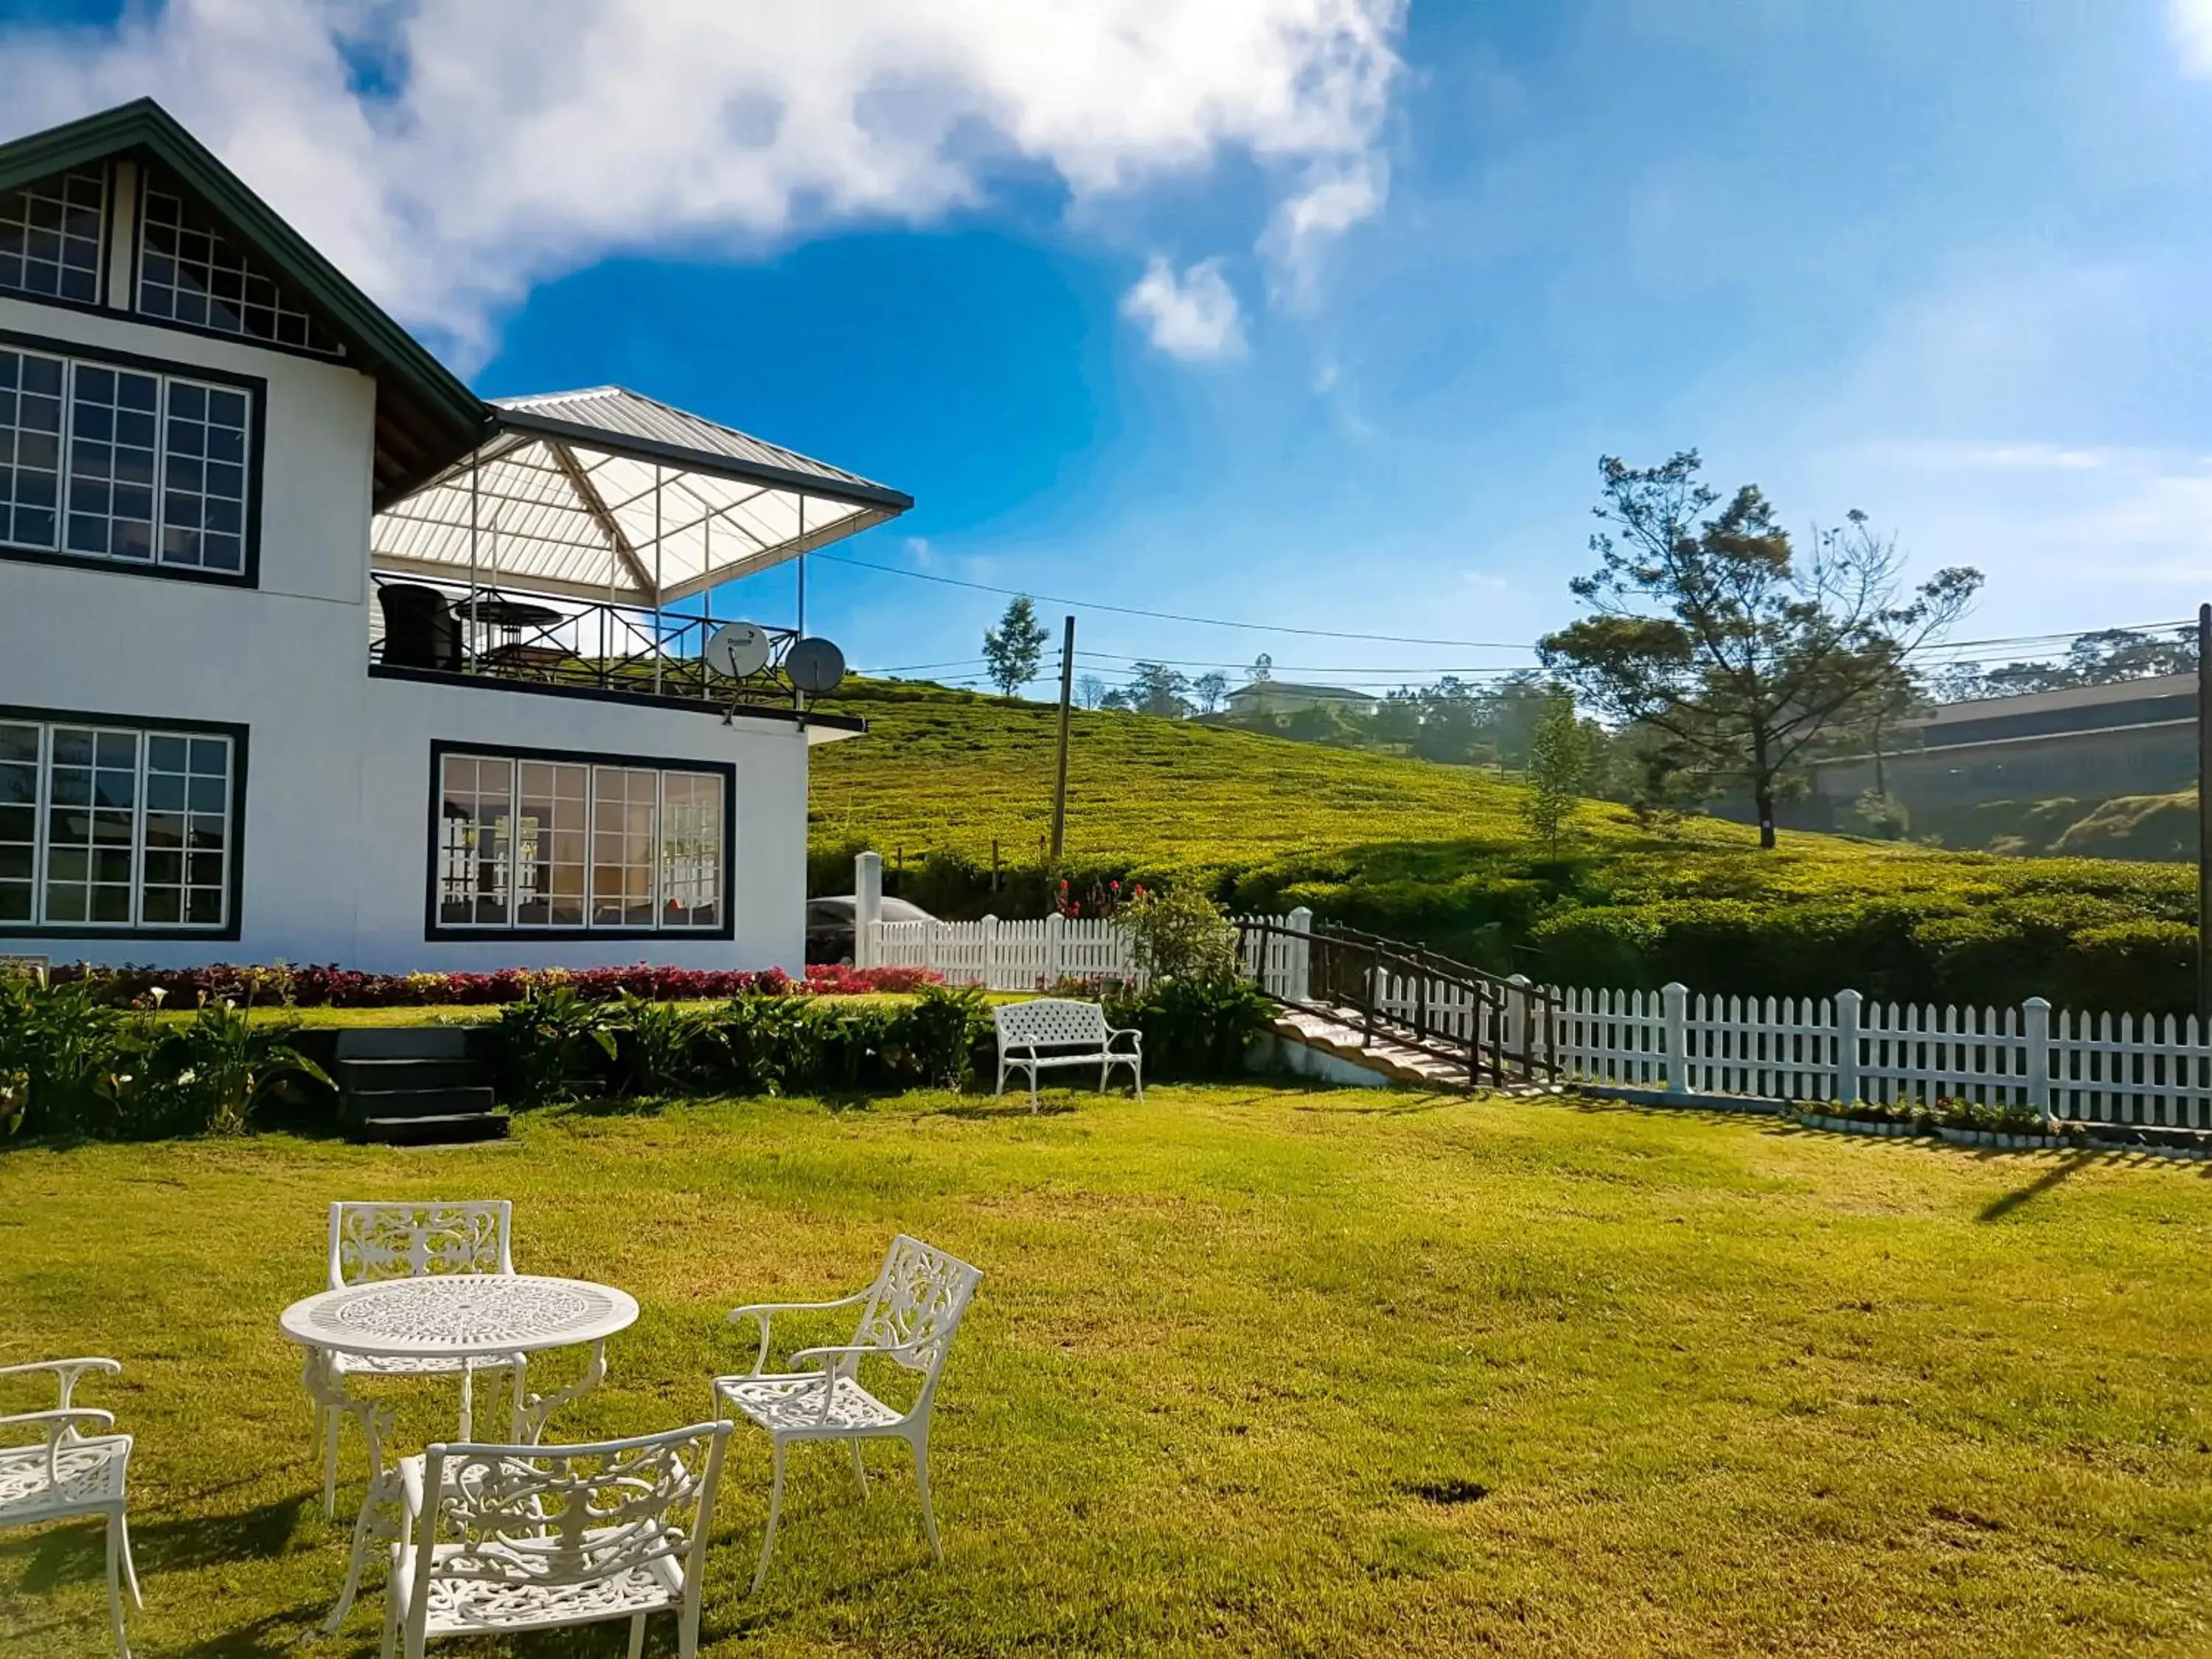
[519,1340,607,1444]
[300,1349,400,1635]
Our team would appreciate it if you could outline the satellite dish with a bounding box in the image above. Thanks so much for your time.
[703,622,773,679]
[785,636,846,695]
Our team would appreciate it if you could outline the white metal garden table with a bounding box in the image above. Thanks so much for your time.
[278,1273,639,1632]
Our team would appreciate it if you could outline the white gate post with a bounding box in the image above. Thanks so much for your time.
[1506,973,1529,1060]
[1834,988,1861,1106]
[2024,996,2052,1130]
[1044,911,1065,987]
[1663,981,1693,1096]
[853,850,883,968]
[981,914,1001,991]
[1286,906,1313,1003]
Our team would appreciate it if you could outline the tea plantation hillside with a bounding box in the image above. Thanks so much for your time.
[807,679,2197,1013]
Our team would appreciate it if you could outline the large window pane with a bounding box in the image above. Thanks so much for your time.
[0,168,102,305]
[515,762,588,928]
[659,771,723,928]
[139,170,342,355]
[42,726,137,926]
[591,768,658,928]
[0,723,38,923]
[439,755,513,927]
[66,365,160,562]
[159,380,249,573]
[0,348,64,552]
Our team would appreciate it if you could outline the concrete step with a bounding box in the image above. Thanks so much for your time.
[355,1111,510,1147]
[342,1085,498,1124]
[333,1056,482,1092]
[331,1026,478,1062]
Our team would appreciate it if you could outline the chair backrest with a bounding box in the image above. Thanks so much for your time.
[328,1200,515,1290]
[408,1422,731,1638]
[377,582,459,671]
[993,998,1108,1049]
[852,1234,982,1380]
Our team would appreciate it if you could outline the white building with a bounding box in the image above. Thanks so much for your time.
[0,101,911,973]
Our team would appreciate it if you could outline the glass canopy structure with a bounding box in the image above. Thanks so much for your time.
[369,385,913,607]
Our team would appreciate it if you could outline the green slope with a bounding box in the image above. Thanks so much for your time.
[807,680,2197,1012]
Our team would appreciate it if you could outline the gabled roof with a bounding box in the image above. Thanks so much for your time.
[0,99,487,505]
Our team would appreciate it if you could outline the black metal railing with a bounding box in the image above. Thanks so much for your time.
[369,571,804,712]
[1237,917,1557,1087]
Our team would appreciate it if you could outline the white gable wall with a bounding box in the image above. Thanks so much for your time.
[0,294,811,972]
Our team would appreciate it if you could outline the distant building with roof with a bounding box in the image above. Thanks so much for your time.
[1220,681,1378,726]
[1803,673,2197,826]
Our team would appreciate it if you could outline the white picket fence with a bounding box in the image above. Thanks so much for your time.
[864,906,1313,998]
[1373,975,2212,1131]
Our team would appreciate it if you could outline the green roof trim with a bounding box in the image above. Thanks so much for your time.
[0,99,488,462]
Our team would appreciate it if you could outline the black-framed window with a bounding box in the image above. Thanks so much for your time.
[430,745,731,938]
[137,167,344,356]
[0,335,259,580]
[0,168,105,306]
[0,710,245,937]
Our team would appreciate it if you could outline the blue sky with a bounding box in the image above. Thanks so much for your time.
[10,1,2212,696]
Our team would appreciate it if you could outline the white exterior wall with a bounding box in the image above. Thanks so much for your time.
[0,295,816,972]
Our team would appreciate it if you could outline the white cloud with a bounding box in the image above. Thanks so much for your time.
[2174,0,2212,74]
[0,0,1402,361]
[1262,155,1387,305]
[1120,257,1247,361]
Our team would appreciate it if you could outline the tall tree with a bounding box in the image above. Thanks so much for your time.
[1520,693,1592,855]
[1075,672,1108,709]
[1127,661,1193,717]
[1539,452,1980,849]
[981,595,1050,695]
[1191,670,1230,714]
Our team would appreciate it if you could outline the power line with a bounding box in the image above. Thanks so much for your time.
[813,551,1531,649]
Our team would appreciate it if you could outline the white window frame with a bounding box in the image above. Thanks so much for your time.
[0,338,257,579]
[0,715,238,935]
[432,748,729,937]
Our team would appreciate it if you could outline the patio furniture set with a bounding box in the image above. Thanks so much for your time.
[2,1200,984,1658]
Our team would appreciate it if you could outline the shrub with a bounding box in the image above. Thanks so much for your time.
[132,997,331,1136]
[37,961,937,1010]
[0,970,139,1138]
[1105,976,1273,1080]
[1114,887,1239,984]
[491,985,617,1109]
[607,992,719,1097]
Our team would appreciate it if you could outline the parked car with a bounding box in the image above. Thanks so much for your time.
[805,894,936,964]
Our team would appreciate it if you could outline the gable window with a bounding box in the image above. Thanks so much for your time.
[0,712,240,935]
[432,746,728,937]
[137,170,344,355]
[0,170,104,305]
[0,340,255,579]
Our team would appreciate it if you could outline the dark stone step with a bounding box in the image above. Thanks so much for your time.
[334,1057,483,1092]
[341,1085,498,1124]
[331,1026,480,1062]
[355,1111,510,1147]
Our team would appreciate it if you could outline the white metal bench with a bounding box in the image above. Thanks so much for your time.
[992,998,1143,1109]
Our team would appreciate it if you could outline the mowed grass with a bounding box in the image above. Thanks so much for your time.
[3,1086,2211,1656]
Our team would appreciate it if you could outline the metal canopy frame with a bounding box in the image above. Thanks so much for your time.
[369,388,911,610]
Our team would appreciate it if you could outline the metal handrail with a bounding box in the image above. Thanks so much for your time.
[368,571,801,712]
[1236,917,1558,1087]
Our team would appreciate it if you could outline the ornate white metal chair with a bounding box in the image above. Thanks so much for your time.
[711,1234,983,1591]
[381,1421,732,1659]
[0,1357,139,1657]
[992,998,1143,1110]
[312,1200,521,1517]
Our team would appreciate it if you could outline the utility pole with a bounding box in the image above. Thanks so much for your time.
[2198,604,2211,1020]
[1049,614,1075,865]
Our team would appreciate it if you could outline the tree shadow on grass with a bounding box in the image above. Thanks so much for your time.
[1978,1150,2102,1221]
[1,1493,309,1595]
[931,1095,1085,1121]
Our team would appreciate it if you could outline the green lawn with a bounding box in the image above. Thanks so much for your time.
[3,1085,2210,1656]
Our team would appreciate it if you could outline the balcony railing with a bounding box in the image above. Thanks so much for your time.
[369,571,804,712]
